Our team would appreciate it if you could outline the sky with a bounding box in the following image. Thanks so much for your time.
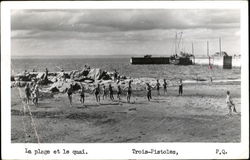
[11,9,240,57]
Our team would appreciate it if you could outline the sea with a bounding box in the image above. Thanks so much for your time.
[11,57,241,81]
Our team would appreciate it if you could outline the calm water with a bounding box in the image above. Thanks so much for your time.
[11,57,241,81]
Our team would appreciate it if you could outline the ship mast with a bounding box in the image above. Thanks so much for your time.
[174,32,177,55]
[219,37,222,56]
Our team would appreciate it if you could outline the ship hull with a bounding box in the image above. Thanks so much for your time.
[130,57,170,64]
[169,57,193,65]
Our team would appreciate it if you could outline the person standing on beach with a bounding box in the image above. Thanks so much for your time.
[102,85,108,100]
[32,84,39,106]
[109,84,114,101]
[156,79,160,96]
[67,84,74,107]
[24,83,31,104]
[226,91,237,115]
[44,68,49,81]
[127,81,132,103]
[93,83,101,103]
[114,70,118,82]
[163,79,168,95]
[79,84,85,105]
[117,84,122,101]
[146,83,152,101]
[178,79,183,96]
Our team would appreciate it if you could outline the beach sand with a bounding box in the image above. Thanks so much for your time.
[11,82,241,143]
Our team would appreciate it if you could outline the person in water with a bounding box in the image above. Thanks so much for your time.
[102,85,108,100]
[156,79,160,96]
[67,84,74,106]
[163,79,167,95]
[226,91,237,115]
[127,81,132,103]
[117,84,122,101]
[24,83,31,104]
[146,83,152,101]
[79,84,85,105]
[109,84,114,101]
[93,83,101,103]
[178,79,183,96]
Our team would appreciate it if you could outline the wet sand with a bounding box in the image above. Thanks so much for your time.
[11,82,241,143]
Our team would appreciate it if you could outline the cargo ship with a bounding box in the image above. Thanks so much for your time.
[130,32,194,65]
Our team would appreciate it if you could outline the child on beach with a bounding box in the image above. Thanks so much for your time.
[178,79,183,96]
[93,83,101,103]
[117,84,122,101]
[79,84,85,105]
[109,84,114,101]
[32,84,39,106]
[102,85,108,100]
[156,79,160,96]
[127,81,132,103]
[163,79,167,95]
[226,91,237,115]
[146,83,152,101]
[67,84,74,106]
[24,83,31,104]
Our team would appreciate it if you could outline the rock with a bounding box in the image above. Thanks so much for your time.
[88,68,103,80]
[12,81,28,87]
[70,69,88,79]
[49,81,80,93]
[49,81,68,93]
[38,79,53,85]
[36,72,45,79]
[50,86,59,93]
[57,72,70,79]
[73,76,90,82]
[83,79,95,83]
[50,77,58,83]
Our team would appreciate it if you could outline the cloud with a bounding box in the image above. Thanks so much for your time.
[11,9,241,56]
[11,9,240,33]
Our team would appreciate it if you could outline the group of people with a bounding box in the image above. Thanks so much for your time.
[66,80,133,106]
[65,78,184,106]
[24,82,39,106]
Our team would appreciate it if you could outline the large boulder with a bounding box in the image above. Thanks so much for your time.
[36,72,45,80]
[74,76,94,82]
[49,81,69,93]
[70,69,89,79]
[49,81,81,93]
[88,68,103,80]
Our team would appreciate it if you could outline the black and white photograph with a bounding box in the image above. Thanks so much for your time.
[1,1,249,159]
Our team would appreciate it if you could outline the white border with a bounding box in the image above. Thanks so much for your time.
[1,1,249,159]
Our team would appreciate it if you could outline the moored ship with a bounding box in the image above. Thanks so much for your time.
[130,55,170,65]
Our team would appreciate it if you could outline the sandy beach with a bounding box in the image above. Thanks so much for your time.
[11,81,241,143]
